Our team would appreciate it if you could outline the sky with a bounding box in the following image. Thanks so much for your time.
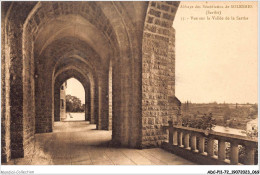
[173,1,258,104]
[66,78,85,103]
[66,1,258,104]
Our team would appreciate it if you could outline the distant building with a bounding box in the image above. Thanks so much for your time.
[213,125,247,136]
[247,118,258,133]
[60,82,67,120]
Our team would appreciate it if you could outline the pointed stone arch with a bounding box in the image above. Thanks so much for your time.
[2,1,180,162]
[54,68,91,124]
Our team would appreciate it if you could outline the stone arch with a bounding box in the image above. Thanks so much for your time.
[2,2,180,162]
[54,68,91,124]
[33,39,101,133]
[53,61,97,126]
[2,2,38,161]
[98,1,148,147]
[27,2,147,148]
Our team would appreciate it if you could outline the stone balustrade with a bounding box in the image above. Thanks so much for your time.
[162,121,258,165]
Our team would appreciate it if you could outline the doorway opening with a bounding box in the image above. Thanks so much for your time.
[58,78,86,122]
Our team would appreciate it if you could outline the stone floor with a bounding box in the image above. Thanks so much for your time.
[3,121,195,165]
[63,112,85,121]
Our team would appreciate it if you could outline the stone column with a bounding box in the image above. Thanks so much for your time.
[90,82,95,124]
[108,61,112,130]
[191,135,197,151]
[184,132,190,149]
[207,138,214,157]
[8,19,25,159]
[85,85,91,121]
[230,141,239,165]
[245,145,255,165]
[218,139,226,161]
[97,74,109,130]
[141,1,180,148]
[54,83,60,121]
[198,136,205,153]
[178,131,183,147]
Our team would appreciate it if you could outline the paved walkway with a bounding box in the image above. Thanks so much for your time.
[63,112,85,121]
[3,121,195,165]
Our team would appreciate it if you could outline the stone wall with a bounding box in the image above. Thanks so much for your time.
[1,2,37,161]
[142,1,180,147]
[1,2,10,162]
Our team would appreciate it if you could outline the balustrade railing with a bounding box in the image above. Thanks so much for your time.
[163,121,258,165]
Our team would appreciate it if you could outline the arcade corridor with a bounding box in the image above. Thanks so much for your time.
[2,1,182,163]
[2,1,257,167]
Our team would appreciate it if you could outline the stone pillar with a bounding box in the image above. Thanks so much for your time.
[94,81,99,125]
[168,121,173,145]
[111,53,142,147]
[198,136,205,153]
[245,145,255,165]
[90,82,95,124]
[230,141,239,165]
[4,3,37,158]
[59,84,66,120]
[173,130,178,145]
[1,5,11,162]
[85,88,90,121]
[141,1,180,147]
[54,84,60,122]
[108,61,112,130]
[184,132,190,149]
[218,140,226,161]
[178,131,183,147]
[191,135,197,151]
[35,72,53,133]
[207,138,214,157]
[8,19,24,159]
[112,59,121,145]
[97,75,109,130]
[83,83,90,121]
[98,86,102,130]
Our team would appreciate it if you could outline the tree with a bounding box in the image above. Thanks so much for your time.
[181,113,216,130]
[249,104,258,119]
[223,105,231,125]
[66,95,84,112]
